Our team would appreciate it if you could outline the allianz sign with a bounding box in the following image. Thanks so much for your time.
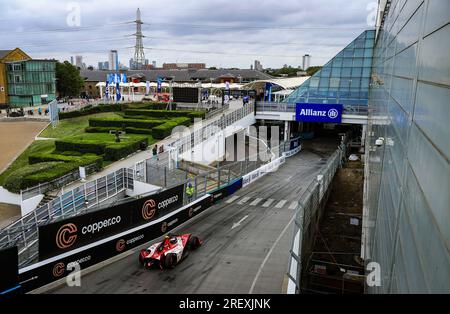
[295,103,343,123]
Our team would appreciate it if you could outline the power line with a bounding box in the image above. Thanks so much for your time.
[141,47,325,59]
[143,22,373,32]
[0,21,134,36]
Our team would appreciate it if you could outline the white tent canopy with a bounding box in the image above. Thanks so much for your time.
[241,76,310,91]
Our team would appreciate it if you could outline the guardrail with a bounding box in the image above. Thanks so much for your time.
[0,168,134,266]
[286,134,349,294]
[21,163,99,201]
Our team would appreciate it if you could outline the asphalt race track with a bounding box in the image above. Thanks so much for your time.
[50,138,338,294]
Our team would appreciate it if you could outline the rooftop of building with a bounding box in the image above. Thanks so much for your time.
[81,69,273,82]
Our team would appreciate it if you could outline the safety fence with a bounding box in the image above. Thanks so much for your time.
[0,168,136,266]
[21,163,99,201]
[287,134,349,294]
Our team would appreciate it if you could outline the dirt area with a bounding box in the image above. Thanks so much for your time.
[303,158,365,294]
[0,121,48,173]
[0,203,21,229]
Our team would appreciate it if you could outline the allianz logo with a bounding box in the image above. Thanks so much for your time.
[299,108,339,119]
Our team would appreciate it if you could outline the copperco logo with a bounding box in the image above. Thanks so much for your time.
[116,239,126,252]
[142,199,156,220]
[56,223,78,249]
[53,262,65,277]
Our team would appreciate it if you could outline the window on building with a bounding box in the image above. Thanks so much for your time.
[13,64,21,71]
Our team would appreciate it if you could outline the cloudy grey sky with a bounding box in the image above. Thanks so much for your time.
[0,0,377,69]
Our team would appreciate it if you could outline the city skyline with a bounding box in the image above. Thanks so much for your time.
[0,0,375,69]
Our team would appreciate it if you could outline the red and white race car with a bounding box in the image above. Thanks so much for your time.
[139,233,202,270]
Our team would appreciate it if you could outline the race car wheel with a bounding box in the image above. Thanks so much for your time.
[163,253,177,269]
[188,236,201,250]
[144,261,152,269]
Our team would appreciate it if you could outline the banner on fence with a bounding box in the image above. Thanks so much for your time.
[38,184,184,260]
[20,195,212,293]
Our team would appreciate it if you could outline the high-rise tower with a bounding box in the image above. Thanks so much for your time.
[133,8,145,69]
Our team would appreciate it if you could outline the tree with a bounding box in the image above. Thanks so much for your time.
[56,61,84,98]
[306,66,322,76]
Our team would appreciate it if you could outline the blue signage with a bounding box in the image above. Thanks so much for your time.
[295,103,343,123]
[157,77,162,93]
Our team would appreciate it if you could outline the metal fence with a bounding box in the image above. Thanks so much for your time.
[167,102,254,156]
[21,163,99,201]
[0,168,134,266]
[287,134,349,294]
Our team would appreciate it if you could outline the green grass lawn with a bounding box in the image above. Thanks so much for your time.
[39,112,122,139]
[0,110,159,191]
[0,140,55,186]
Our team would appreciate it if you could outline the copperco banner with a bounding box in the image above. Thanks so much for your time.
[38,184,184,260]
[20,195,213,293]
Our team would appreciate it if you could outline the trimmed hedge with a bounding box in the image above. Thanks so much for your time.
[3,154,103,193]
[55,136,148,161]
[85,127,118,133]
[3,162,63,193]
[58,102,179,120]
[28,153,103,170]
[124,127,153,135]
[127,102,177,110]
[124,109,205,122]
[59,104,123,120]
[152,117,191,139]
[89,117,164,129]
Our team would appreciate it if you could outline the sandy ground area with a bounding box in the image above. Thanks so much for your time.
[0,121,48,173]
[0,203,21,228]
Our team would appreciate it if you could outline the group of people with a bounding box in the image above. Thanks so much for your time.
[152,144,165,158]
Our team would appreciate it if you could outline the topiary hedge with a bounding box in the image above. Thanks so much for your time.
[124,109,205,122]
[3,154,103,193]
[85,127,118,133]
[59,103,123,120]
[54,136,148,161]
[151,117,191,139]
[3,162,63,193]
[89,117,164,129]
[28,153,103,170]
[127,102,177,110]
[124,127,153,135]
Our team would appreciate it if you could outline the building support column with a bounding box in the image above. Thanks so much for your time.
[99,84,103,99]
[284,121,291,142]
[362,124,367,146]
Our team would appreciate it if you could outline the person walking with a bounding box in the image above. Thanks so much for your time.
[152,145,158,159]
[186,183,195,203]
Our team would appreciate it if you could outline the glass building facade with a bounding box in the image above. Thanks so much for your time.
[284,30,375,112]
[364,0,450,293]
[6,59,56,107]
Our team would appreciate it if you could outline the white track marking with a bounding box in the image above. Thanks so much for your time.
[275,200,287,208]
[289,201,299,209]
[231,215,249,230]
[249,215,296,294]
[238,196,251,205]
[226,195,240,204]
[250,198,263,206]
[262,199,275,208]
